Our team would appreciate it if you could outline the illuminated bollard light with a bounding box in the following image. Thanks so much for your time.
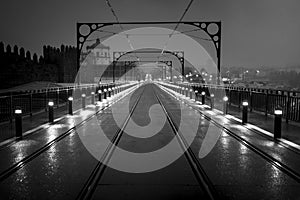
[98,90,102,102]
[82,94,86,109]
[91,92,95,104]
[103,89,107,99]
[112,87,115,96]
[274,109,282,139]
[68,97,73,115]
[201,91,206,105]
[189,89,193,99]
[108,88,112,97]
[194,90,198,101]
[242,101,248,124]
[181,87,184,95]
[210,94,215,109]
[15,108,23,139]
[185,88,189,97]
[48,100,54,123]
[223,96,229,115]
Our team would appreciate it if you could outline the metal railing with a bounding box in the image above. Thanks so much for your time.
[0,83,121,123]
[173,82,300,123]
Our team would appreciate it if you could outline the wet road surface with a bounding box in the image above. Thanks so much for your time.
[0,82,300,199]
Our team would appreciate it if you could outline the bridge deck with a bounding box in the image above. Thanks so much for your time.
[0,82,300,199]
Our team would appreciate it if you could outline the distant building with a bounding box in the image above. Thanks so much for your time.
[84,39,111,65]
[80,39,113,83]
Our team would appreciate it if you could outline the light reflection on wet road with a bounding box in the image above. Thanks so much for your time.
[0,83,299,199]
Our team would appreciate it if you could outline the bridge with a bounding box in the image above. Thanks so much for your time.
[0,20,300,199]
[0,79,300,199]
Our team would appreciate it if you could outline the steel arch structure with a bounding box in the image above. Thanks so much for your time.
[77,21,222,82]
[112,59,173,82]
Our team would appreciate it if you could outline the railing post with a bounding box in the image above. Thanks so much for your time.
[56,89,60,108]
[286,92,290,124]
[229,89,232,106]
[265,91,269,116]
[9,95,13,123]
[45,91,48,111]
[249,92,253,112]
[29,93,33,116]
[238,90,241,110]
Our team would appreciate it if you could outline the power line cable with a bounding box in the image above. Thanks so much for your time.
[161,0,194,55]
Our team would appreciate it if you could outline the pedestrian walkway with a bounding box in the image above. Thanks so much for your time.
[213,100,300,145]
[0,97,89,144]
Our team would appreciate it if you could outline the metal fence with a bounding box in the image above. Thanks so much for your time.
[174,82,300,123]
[0,83,120,123]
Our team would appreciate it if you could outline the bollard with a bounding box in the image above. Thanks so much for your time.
[91,92,95,104]
[48,101,54,123]
[210,94,215,109]
[181,87,184,95]
[189,89,193,99]
[194,90,198,101]
[15,108,22,139]
[98,90,102,102]
[108,88,111,97]
[201,91,206,105]
[223,96,228,115]
[82,94,86,109]
[242,101,248,124]
[68,97,73,115]
[103,89,107,99]
[112,87,115,96]
[274,109,282,139]
[185,88,188,97]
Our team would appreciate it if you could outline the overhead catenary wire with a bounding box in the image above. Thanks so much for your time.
[105,0,136,53]
[161,0,195,55]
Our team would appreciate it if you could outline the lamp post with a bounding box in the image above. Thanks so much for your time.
[223,96,228,115]
[48,101,54,123]
[91,92,95,104]
[82,94,86,109]
[210,94,215,109]
[201,91,206,105]
[103,88,107,99]
[274,109,282,139]
[108,88,111,97]
[98,90,102,102]
[189,89,193,99]
[68,97,73,115]
[15,107,22,139]
[242,101,248,124]
[194,90,198,101]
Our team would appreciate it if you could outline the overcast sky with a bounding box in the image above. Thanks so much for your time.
[0,0,299,68]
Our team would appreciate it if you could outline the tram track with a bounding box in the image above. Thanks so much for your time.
[0,85,139,182]
[77,84,218,199]
[158,83,300,184]
[76,86,146,200]
[152,84,218,200]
